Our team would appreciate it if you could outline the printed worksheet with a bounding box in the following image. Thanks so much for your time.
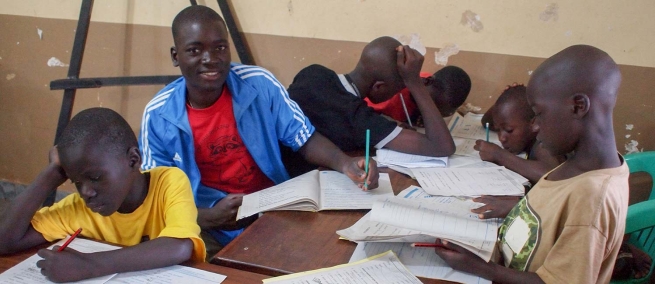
[411,167,525,196]
[0,238,120,284]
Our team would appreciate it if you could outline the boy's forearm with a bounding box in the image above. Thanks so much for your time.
[0,164,66,252]
[494,151,550,183]
[91,237,194,278]
[299,133,351,172]
[406,82,456,155]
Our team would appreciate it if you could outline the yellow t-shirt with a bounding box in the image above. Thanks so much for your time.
[31,167,206,262]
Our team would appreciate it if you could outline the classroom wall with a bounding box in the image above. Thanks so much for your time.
[1,0,653,189]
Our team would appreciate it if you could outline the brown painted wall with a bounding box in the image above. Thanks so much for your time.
[1,14,653,187]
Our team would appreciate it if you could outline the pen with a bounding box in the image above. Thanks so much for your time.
[58,228,82,252]
[399,95,413,127]
[364,129,370,190]
[411,242,449,249]
[485,122,490,142]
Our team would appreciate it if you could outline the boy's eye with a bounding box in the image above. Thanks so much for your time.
[186,47,200,54]
[216,46,227,51]
[90,176,100,182]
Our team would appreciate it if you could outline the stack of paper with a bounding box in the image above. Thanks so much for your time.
[375,149,448,168]
[263,250,422,284]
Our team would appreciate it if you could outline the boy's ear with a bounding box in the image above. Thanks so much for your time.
[127,147,141,169]
[571,93,590,118]
[371,81,386,94]
[422,76,435,86]
[170,46,179,67]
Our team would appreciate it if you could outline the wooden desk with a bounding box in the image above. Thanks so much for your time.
[212,170,456,283]
[0,244,269,284]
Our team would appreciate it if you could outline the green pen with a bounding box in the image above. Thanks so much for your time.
[485,122,489,142]
[365,129,370,190]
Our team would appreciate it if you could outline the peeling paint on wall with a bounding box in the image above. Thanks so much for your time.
[459,102,482,113]
[539,3,559,22]
[287,0,293,15]
[394,33,426,55]
[47,57,69,67]
[460,10,483,32]
[6,73,16,80]
[626,134,631,138]
[626,124,634,130]
[527,70,533,75]
[625,140,643,154]
[37,28,43,40]
[434,44,460,66]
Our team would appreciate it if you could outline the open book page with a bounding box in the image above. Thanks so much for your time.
[319,172,393,210]
[263,250,422,284]
[375,149,448,168]
[0,238,120,284]
[370,196,498,257]
[337,187,498,261]
[450,160,530,186]
[349,242,491,284]
[106,265,226,284]
[411,167,525,196]
[237,170,321,220]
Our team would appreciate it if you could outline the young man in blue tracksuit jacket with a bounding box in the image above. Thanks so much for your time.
[139,5,379,251]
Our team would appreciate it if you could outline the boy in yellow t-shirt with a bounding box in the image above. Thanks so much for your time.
[0,108,205,282]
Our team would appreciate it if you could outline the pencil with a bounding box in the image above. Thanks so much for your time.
[399,95,413,127]
[485,122,490,142]
[58,228,82,252]
[410,242,448,249]
[365,129,370,190]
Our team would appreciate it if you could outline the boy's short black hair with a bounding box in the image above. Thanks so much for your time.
[495,84,534,121]
[433,66,471,109]
[57,108,137,156]
[171,5,225,43]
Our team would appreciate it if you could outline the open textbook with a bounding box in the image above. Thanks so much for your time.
[337,186,500,261]
[375,148,448,168]
[0,238,226,284]
[237,170,393,220]
[350,242,490,284]
[411,167,526,197]
[263,250,422,284]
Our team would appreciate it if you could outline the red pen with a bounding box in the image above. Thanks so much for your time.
[58,228,82,252]
[410,242,449,249]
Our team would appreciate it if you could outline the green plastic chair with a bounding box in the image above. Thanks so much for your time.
[612,151,655,284]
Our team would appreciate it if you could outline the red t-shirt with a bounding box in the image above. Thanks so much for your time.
[187,86,274,194]
[364,72,432,122]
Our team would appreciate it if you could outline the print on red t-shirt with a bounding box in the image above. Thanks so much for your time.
[186,86,274,194]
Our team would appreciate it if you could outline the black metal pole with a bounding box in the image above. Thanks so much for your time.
[216,0,254,65]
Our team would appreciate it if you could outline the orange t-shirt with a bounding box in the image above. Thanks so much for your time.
[187,86,274,194]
